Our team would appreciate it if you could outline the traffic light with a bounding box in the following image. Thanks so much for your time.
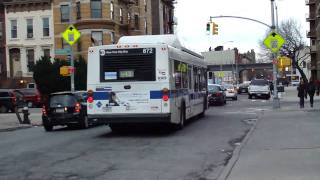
[206,22,211,32]
[212,22,218,35]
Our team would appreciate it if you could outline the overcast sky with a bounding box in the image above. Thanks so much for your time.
[174,0,309,57]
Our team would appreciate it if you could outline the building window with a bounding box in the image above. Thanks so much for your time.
[0,22,3,40]
[26,49,35,72]
[134,15,139,30]
[62,38,71,50]
[26,19,33,38]
[91,31,103,46]
[60,5,70,22]
[42,18,49,37]
[144,18,147,34]
[302,61,307,68]
[127,12,131,24]
[11,20,17,39]
[43,49,50,58]
[110,2,114,20]
[110,32,115,44]
[144,0,147,12]
[77,41,82,52]
[135,0,139,6]
[76,2,81,20]
[120,8,123,24]
[91,0,102,18]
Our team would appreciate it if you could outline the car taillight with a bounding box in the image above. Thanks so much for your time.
[42,105,47,116]
[87,89,94,103]
[75,102,81,113]
[162,88,169,101]
[215,92,222,96]
[36,95,41,102]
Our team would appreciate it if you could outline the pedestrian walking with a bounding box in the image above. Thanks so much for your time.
[316,79,320,96]
[269,81,274,95]
[297,80,307,108]
[307,77,316,108]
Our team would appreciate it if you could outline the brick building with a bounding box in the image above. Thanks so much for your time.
[306,0,320,79]
[53,0,175,60]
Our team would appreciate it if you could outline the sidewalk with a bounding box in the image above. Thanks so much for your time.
[219,87,320,180]
[0,112,42,132]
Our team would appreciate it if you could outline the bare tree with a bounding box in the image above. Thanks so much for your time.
[259,18,308,82]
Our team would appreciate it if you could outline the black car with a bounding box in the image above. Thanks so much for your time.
[0,89,25,113]
[238,81,250,94]
[208,84,227,106]
[42,91,88,131]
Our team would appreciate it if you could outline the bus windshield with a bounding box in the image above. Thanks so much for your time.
[100,48,156,82]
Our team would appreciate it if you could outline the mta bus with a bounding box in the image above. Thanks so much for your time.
[86,35,207,131]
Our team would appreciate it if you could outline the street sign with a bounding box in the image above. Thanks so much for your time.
[60,66,75,76]
[54,48,71,55]
[60,66,70,76]
[278,56,291,67]
[263,31,285,53]
[62,25,81,46]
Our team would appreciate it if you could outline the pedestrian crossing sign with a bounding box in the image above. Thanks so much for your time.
[263,31,285,53]
[62,25,81,46]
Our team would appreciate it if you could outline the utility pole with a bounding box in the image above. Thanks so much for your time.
[69,0,75,92]
[271,0,280,108]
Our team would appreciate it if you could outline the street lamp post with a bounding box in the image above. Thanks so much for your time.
[271,0,280,108]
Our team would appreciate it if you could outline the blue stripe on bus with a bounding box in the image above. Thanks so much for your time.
[92,90,205,100]
[93,92,109,100]
[150,91,163,99]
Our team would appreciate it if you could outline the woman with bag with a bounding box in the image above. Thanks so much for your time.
[297,80,307,108]
[307,77,316,108]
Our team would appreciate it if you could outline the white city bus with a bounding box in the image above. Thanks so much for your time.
[86,35,207,131]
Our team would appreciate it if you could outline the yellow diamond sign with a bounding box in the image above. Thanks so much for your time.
[263,31,285,53]
[62,25,81,46]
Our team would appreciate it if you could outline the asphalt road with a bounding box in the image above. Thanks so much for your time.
[0,94,267,180]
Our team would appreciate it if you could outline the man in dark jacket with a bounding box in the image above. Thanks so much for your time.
[297,80,307,108]
[307,77,316,108]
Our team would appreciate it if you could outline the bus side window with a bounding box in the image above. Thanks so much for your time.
[188,65,193,90]
[193,66,199,92]
[174,60,182,89]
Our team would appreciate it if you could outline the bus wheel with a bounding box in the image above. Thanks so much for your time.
[199,97,206,118]
[175,105,185,130]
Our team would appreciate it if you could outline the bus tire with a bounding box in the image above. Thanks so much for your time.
[175,103,185,130]
[199,97,206,118]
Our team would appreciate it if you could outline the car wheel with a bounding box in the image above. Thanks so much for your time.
[248,95,252,99]
[80,116,89,129]
[27,101,33,108]
[44,124,53,132]
[0,105,8,113]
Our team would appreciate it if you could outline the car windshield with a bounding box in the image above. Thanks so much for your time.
[208,85,220,92]
[50,94,77,107]
[251,79,268,86]
[224,84,234,89]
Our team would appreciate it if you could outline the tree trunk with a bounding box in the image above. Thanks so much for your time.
[293,60,308,83]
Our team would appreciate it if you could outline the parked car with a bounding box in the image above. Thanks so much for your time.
[18,88,42,108]
[0,89,25,113]
[248,79,271,99]
[223,83,238,100]
[238,81,251,94]
[42,91,88,131]
[208,84,227,106]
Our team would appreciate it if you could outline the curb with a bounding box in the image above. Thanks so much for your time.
[217,110,263,180]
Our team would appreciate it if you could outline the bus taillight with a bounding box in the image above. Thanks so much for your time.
[87,90,94,103]
[162,88,169,101]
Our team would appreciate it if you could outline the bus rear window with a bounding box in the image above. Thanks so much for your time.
[100,48,156,82]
